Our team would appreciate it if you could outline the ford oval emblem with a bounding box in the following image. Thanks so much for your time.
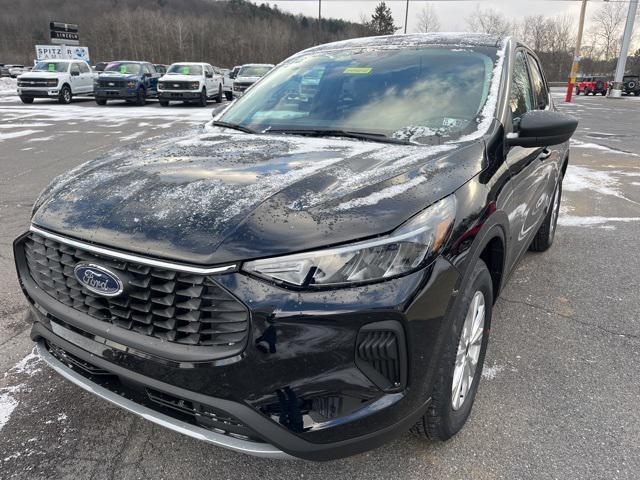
[73,263,123,297]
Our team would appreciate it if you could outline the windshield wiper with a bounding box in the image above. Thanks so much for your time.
[212,121,256,134]
[267,128,412,145]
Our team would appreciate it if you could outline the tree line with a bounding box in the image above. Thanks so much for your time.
[0,0,371,67]
[1,0,638,82]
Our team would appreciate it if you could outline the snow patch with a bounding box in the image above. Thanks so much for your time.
[0,129,43,141]
[558,215,640,227]
[335,175,426,211]
[0,350,42,432]
[482,363,504,380]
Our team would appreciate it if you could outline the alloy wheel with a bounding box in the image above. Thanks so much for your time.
[452,291,485,411]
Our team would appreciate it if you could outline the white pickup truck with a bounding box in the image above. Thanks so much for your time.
[16,59,95,104]
[157,62,224,107]
[232,63,274,96]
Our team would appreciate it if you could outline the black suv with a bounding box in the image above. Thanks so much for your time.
[15,34,577,461]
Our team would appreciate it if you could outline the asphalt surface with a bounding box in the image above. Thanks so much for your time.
[0,87,639,479]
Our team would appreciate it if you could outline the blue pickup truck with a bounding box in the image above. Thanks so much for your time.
[94,61,160,105]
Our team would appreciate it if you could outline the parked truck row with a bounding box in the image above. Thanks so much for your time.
[15,59,274,106]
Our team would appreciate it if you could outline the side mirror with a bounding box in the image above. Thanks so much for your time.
[70,70,80,76]
[507,110,578,148]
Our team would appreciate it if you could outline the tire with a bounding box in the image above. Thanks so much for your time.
[198,87,207,107]
[95,98,107,106]
[530,177,562,252]
[635,91,640,97]
[574,87,580,96]
[225,91,233,101]
[20,96,34,104]
[135,87,146,106]
[215,85,223,103]
[410,259,493,441]
[159,99,169,107]
[58,85,72,104]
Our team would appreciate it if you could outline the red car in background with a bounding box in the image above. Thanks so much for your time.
[575,76,609,95]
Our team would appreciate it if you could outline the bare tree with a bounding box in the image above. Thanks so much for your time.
[417,3,440,33]
[465,6,512,39]
[588,2,627,61]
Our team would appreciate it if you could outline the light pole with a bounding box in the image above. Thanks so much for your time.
[565,0,588,103]
[609,0,638,98]
[404,0,410,34]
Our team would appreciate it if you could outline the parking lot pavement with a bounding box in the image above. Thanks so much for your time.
[1,89,639,479]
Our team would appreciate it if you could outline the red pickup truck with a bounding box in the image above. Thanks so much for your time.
[575,76,609,96]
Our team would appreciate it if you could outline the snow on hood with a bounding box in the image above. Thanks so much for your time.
[32,126,485,264]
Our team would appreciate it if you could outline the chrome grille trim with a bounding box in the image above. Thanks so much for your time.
[29,225,237,275]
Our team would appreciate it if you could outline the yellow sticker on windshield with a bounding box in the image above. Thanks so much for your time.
[344,67,372,74]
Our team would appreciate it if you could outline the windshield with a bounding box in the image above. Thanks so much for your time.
[238,65,272,77]
[167,64,203,76]
[220,47,497,143]
[105,62,142,75]
[33,61,69,73]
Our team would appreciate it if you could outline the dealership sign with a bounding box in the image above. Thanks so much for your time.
[36,45,90,63]
[50,21,79,46]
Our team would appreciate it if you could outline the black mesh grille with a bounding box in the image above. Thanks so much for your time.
[23,232,249,347]
[159,81,193,90]
[98,80,126,87]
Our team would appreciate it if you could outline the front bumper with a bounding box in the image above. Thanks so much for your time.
[158,90,201,100]
[95,87,139,99]
[15,229,460,460]
[17,87,59,98]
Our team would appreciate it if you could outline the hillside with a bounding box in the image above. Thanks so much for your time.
[0,0,372,66]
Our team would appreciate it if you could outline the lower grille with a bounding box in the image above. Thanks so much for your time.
[46,342,264,442]
[355,321,407,392]
[22,231,249,348]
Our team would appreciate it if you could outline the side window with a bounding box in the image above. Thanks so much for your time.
[79,62,90,73]
[146,64,155,74]
[510,51,534,125]
[526,54,548,109]
[70,63,80,75]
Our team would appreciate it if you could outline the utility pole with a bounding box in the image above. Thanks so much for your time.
[609,0,638,98]
[404,0,410,34]
[565,0,588,103]
[317,0,322,43]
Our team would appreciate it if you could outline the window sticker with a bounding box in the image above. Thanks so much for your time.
[182,66,190,74]
[343,67,372,74]
[48,63,56,72]
[119,65,128,74]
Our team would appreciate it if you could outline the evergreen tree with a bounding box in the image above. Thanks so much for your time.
[367,2,399,35]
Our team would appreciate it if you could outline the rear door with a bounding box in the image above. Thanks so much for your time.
[503,49,553,272]
[77,62,93,93]
[144,63,158,94]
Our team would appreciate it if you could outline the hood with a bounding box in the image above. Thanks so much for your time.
[98,72,141,81]
[19,71,60,79]
[160,74,201,82]
[32,127,486,265]
[235,76,261,84]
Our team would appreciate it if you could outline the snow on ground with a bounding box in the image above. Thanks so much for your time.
[0,77,17,96]
[0,350,41,432]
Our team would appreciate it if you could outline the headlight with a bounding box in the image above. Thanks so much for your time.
[190,82,200,90]
[127,81,137,88]
[243,196,456,287]
[47,79,57,87]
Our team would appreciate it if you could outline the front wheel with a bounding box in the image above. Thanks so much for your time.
[58,85,72,104]
[96,98,107,105]
[135,88,146,106]
[215,85,223,103]
[225,91,233,101]
[411,259,493,441]
[159,99,169,106]
[198,88,207,107]
[20,96,34,104]
[530,178,562,252]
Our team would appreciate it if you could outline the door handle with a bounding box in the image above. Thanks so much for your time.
[539,148,552,161]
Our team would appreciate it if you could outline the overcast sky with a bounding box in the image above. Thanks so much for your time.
[252,0,625,33]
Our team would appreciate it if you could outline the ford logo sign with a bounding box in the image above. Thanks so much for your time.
[73,263,123,297]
